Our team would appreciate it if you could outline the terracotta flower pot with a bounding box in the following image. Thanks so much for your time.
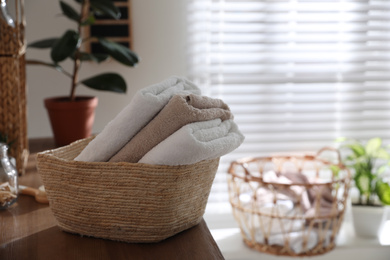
[44,96,98,146]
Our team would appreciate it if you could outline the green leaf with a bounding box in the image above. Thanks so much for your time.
[51,30,81,62]
[377,165,388,175]
[355,172,371,196]
[98,38,139,66]
[329,164,340,177]
[345,155,356,162]
[28,38,58,48]
[347,143,366,157]
[353,160,372,175]
[60,1,80,22]
[26,59,64,70]
[81,73,127,93]
[90,0,120,19]
[376,180,390,205]
[375,148,390,160]
[366,137,382,156]
[75,52,109,63]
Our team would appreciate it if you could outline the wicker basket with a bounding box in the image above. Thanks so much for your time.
[227,148,350,256]
[37,137,220,243]
[0,0,28,175]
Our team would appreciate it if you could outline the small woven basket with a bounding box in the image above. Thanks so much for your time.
[227,148,350,256]
[37,137,220,243]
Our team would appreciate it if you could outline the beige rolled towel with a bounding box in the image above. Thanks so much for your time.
[108,94,233,163]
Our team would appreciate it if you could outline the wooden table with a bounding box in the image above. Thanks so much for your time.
[0,138,224,260]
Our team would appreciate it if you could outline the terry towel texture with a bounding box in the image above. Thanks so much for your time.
[75,76,201,162]
[108,94,233,163]
[139,119,244,165]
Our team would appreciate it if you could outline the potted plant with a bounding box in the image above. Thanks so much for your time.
[27,0,139,146]
[337,137,390,238]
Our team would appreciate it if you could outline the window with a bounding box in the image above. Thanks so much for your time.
[187,0,390,208]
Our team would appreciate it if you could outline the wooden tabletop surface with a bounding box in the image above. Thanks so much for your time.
[0,138,224,260]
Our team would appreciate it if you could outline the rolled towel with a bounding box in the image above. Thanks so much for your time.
[256,203,304,236]
[283,172,336,216]
[139,119,244,165]
[267,231,318,254]
[109,94,233,163]
[75,76,200,162]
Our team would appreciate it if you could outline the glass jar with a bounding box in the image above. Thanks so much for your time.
[0,143,18,209]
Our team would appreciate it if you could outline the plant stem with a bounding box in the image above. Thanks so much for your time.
[70,0,90,101]
[70,57,80,101]
[26,60,73,78]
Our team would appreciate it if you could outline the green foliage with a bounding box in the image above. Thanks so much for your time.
[337,137,390,206]
[28,38,58,48]
[376,180,390,205]
[98,38,138,66]
[51,30,81,62]
[81,73,126,92]
[88,0,120,19]
[329,164,340,177]
[60,1,80,22]
[27,0,139,101]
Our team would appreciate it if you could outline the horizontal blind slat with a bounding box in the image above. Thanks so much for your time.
[188,0,390,205]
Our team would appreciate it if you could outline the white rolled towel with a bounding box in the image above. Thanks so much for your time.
[75,76,201,162]
[268,231,318,254]
[138,119,245,165]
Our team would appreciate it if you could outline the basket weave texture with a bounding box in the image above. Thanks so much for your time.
[0,1,28,175]
[37,137,220,243]
[227,149,350,256]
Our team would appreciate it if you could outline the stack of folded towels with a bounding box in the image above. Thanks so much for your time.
[75,76,244,165]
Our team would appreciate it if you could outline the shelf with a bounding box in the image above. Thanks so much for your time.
[83,0,133,53]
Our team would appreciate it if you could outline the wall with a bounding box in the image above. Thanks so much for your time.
[25,0,188,138]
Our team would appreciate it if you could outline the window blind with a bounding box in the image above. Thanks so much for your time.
[187,0,390,205]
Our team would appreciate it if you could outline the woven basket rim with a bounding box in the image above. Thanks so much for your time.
[243,237,336,257]
[37,137,217,169]
[228,154,351,187]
